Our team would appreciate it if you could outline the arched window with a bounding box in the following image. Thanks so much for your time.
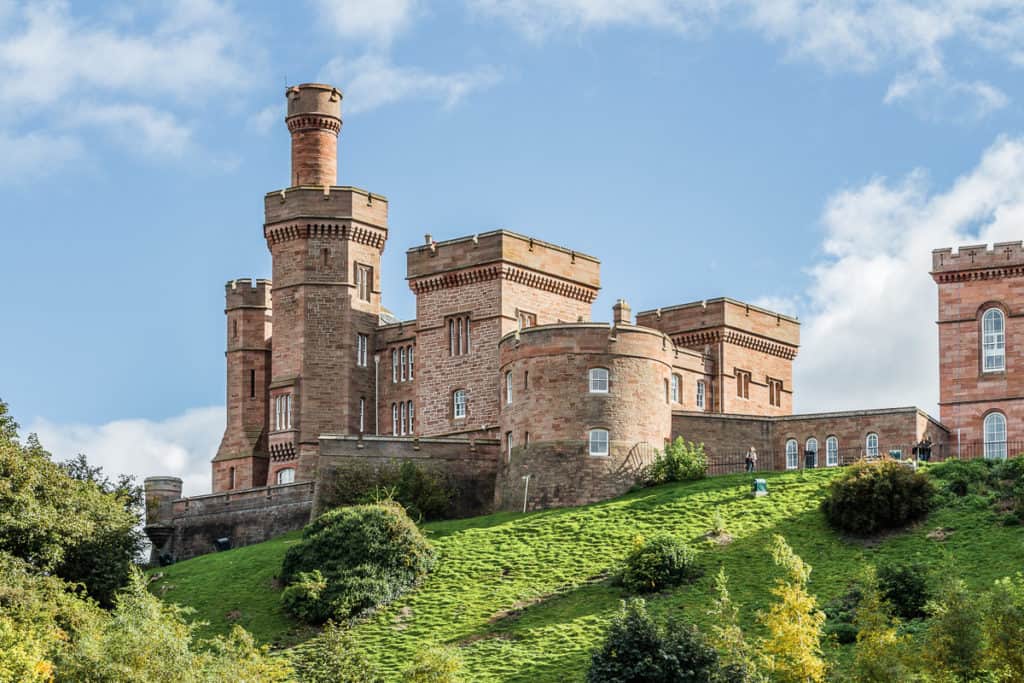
[589,429,609,456]
[400,347,407,381]
[671,374,681,404]
[826,436,839,467]
[983,308,1006,372]
[984,412,1007,460]
[506,371,513,405]
[359,397,365,433]
[392,349,398,382]
[589,368,609,393]
[785,439,798,470]
[276,468,295,485]
[866,433,879,459]
[453,389,467,419]
[228,466,236,490]
[400,401,407,435]
[408,346,414,379]
[407,400,414,434]
[806,438,818,468]
[391,403,398,436]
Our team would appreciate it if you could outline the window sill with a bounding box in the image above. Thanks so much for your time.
[588,453,610,458]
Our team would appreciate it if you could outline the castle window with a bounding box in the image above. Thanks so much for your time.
[392,349,398,382]
[671,374,681,404]
[589,368,609,393]
[274,394,292,431]
[392,403,398,436]
[359,397,365,433]
[865,433,879,459]
[355,263,372,302]
[984,412,1007,460]
[453,389,467,419]
[696,380,706,409]
[276,468,295,485]
[768,379,782,407]
[664,378,670,404]
[517,310,537,330]
[805,437,818,467]
[400,347,407,381]
[400,401,407,435]
[826,436,839,466]
[407,400,414,434]
[249,369,256,398]
[785,439,798,470]
[983,308,1006,372]
[506,371,513,405]
[408,346,414,379]
[357,334,368,367]
[524,431,530,448]
[506,431,513,462]
[232,319,238,339]
[321,248,329,268]
[228,466,235,490]
[524,371,529,390]
[447,315,471,356]
[736,370,751,399]
[589,429,610,456]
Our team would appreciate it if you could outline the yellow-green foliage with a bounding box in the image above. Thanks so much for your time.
[707,567,763,681]
[982,573,1024,681]
[758,535,827,683]
[924,578,986,682]
[402,644,466,682]
[851,567,911,683]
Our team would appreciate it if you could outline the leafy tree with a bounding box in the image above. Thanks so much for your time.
[758,535,827,683]
[587,599,722,683]
[0,400,18,446]
[924,578,986,683]
[0,410,142,606]
[851,567,912,682]
[876,559,931,620]
[707,568,765,682]
[291,621,382,683]
[648,437,707,484]
[821,460,934,535]
[402,644,465,682]
[982,573,1024,681]
[620,534,701,593]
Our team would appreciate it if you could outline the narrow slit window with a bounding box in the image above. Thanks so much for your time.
[249,369,255,398]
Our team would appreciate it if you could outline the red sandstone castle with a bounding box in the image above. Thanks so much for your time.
[143,83,1022,561]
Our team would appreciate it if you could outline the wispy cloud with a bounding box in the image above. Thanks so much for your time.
[321,54,501,114]
[762,136,1024,415]
[314,0,421,46]
[29,406,226,498]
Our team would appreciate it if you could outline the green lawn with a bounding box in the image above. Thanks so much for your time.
[148,468,1024,681]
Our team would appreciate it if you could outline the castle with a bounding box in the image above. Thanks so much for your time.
[143,83,1022,562]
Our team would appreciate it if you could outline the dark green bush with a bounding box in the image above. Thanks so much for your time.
[821,461,935,535]
[587,599,722,683]
[877,559,931,620]
[648,437,707,484]
[280,502,435,624]
[291,621,382,683]
[324,461,454,521]
[928,459,993,497]
[620,535,701,593]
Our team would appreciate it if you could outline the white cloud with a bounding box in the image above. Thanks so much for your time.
[247,103,282,134]
[470,0,1024,118]
[780,136,1024,415]
[315,0,420,46]
[0,130,82,183]
[29,406,225,498]
[321,54,501,114]
[68,103,193,158]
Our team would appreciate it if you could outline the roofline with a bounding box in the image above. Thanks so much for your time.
[636,297,800,325]
[405,229,600,264]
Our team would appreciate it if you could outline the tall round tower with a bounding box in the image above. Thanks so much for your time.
[286,83,342,187]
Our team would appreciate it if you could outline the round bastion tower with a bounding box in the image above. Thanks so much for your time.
[143,476,183,565]
[495,302,675,511]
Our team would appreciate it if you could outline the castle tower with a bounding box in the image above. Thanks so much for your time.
[264,83,389,483]
[212,279,272,491]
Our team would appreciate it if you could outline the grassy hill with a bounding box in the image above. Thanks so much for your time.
[148,468,1024,681]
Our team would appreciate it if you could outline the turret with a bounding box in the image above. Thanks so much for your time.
[286,83,342,187]
[143,476,182,564]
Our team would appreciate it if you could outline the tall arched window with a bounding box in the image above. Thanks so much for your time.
[806,438,818,468]
[506,371,513,405]
[276,468,295,485]
[392,403,398,436]
[407,400,414,434]
[984,412,1007,460]
[392,349,398,382]
[983,308,1006,372]
[785,439,798,470]
[408,346,414,379]
[866,433,879,459]
[826,436,839,467]
[453,389,467,419]
[671,374,681,403]
[400,401,407,435]
[359,397,365,434]
[400,347,407,381]
[589,368,609,393]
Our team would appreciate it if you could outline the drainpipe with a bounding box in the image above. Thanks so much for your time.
[373,354,380,435]
[521,474,531,514]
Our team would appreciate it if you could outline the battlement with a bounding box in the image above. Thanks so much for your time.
[636,297,800,349]
[931,241,1024,276]
[264,186,388,232]
[225,278,272,309]
[407,229,601,292]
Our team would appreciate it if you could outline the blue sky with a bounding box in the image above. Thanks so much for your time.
[4,1,1024,493]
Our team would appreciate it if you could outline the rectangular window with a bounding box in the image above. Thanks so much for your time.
[506,371,513,404]
[517,310,537,330]
[355,264,372,302]
[400,348,407,381]
[768,378,783,407]
[506,431,513,462]
[696,380,706,409]
[392,349,398,383]
[408,347,414,379]
[589,368,609,393]
[453,390,467,419]
[524,371,529,390]
[357,334,368,367]
[736,370,751,399]
[274,394,292,431]
[249,369,256,398]
[392,403,398,436]
[408,401,414,434]
[589,429,609,456]
[447,315,471,356]
[670,375,680,403]
[524,431,530,448]
[359,398,365,433]
[400,402,407,435]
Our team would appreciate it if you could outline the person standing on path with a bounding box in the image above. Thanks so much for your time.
[746,446,758,472]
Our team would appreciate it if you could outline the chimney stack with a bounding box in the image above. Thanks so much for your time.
[285,83,342,187]
[613,299,631,325]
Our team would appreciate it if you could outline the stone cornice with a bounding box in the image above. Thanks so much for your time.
[285,114,340,135]
[672,328,798,361]
[264,221,386,249]
[408,263,598,303]
[931,264,1024,283]
[270,441,298,461]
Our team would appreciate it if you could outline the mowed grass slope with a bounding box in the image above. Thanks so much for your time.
[149,468,1024,681]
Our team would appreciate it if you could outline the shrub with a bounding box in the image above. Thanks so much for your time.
[876,560,930,620]
[587,599,722,683]
[291,621,382,683]
[324,461,454,522]
[928,459,992,497]
[924,579,986,683]
[620,534,701,593]
[982,573,1024,680]
[402,644,465,682]
[395,461,454,522]
[851,567,912,683]
[821,461,935,535]
[648,437,707,484]
[280,502,435,624]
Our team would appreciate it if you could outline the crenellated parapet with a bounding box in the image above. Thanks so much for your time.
[931,241,1024,282]
[225,278,272,310]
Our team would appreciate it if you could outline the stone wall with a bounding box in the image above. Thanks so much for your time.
[316,435,499,518]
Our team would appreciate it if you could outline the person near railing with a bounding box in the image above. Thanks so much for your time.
[745,446,757,472]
